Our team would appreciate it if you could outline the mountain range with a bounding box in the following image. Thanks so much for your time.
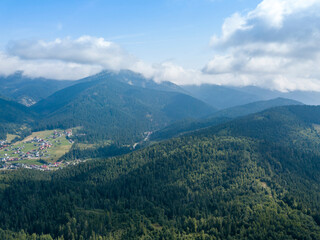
[150,97,303,141]
[0,71,215,144]
[182,84,320,109]
[1,70,320,239]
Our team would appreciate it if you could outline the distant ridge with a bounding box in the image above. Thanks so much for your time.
[182,83,320,108]
[151,97,303,141]
[0,72,74,106]
[79,70,187,93]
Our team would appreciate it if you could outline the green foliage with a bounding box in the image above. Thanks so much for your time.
[204,105,320,151]
[0,130,320,239]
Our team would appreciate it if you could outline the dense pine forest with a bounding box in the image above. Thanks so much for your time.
[0,105,320,239]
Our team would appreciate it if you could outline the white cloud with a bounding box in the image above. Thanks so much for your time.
[130,61,214,85]
[1,35,213,85]
[0,36,141,80]
[19,60,103,80]
[7,36,135,70]
[0,52,103,80]
[205,0,320,91]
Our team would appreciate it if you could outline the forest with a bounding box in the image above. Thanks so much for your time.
[0,105,319,239]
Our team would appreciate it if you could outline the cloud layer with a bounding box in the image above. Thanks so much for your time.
[0,51,103,80]
[1,0,320,92]
[0,36,208,85]
[204,0,320,91]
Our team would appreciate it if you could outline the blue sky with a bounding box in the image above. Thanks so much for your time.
[0,0,260,67]
[1,0,320,91]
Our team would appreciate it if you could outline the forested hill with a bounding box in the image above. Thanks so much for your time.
[0,97,34,124]
[150,97,302,141]
[0,104,320,239]
[204,105,320,149]
[209,97,303,119]
[31,72,215,144]
[181,84,260,109]
[0,97,34,140]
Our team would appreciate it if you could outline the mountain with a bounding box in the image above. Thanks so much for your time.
[181,84,261,109]
[0,72,74,106]
[84,70,187,93]
[31,71,215,144]
[0,96,34,124]
[210,97,303,119]
[151,97,302,141]
[207,105,320,149]
[236,86,320,106]
[0,96,34,140]
[0,105,320,239]
[182,83,320,109]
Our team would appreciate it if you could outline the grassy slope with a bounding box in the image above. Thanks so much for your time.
[0,129,73,164]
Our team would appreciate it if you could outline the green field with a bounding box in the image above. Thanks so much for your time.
[6,134,19,143]
[0,129,73,165]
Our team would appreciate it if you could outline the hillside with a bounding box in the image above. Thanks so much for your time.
[182,84,261,109]
[238,86,320,106]
[151,97,302,141]
[0,97,34,140]
[0,72,74,106]
[31,72,215,144]
[205,105,320,150]
[182,83,320,108]
[0,105,320,239]
[0,97,34,124]
[209,97,303,119]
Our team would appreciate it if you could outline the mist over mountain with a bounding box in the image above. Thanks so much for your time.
[3,70,320,110]
[85,70,187,94]
[0,72,74,106]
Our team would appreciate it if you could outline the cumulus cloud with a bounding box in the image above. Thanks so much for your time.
[0,51,104,80]
[0,36,142,80]
[7,36,135,71]
[204,0,320,91]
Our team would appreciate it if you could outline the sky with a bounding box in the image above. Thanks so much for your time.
[1,0,320,92]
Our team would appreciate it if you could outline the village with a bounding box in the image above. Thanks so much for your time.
[0,129,75,171]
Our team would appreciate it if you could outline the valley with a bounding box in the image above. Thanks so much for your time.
[0,129,74,170]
